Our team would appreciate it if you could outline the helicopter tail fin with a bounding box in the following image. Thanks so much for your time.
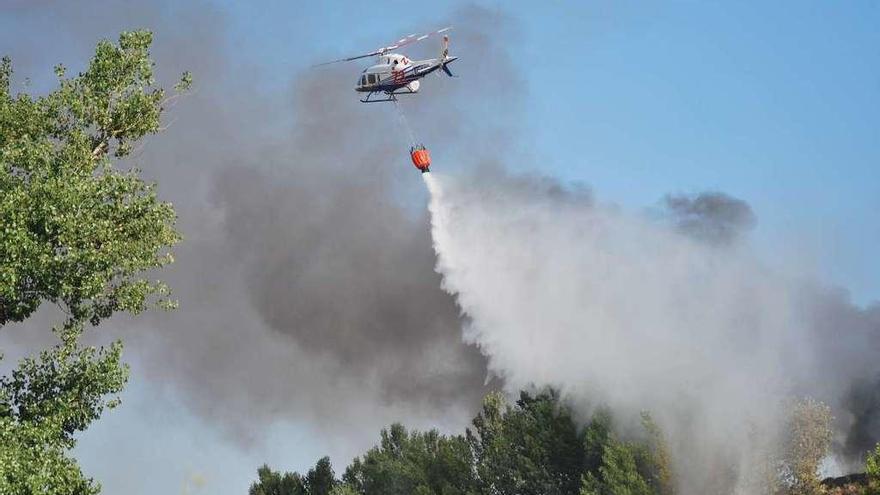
[439,34,457,77]
[439,34,449,62]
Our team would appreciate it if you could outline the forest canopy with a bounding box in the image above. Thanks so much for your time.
[250,390,880,495]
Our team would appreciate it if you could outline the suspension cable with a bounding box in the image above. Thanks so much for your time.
[392,98,417,148]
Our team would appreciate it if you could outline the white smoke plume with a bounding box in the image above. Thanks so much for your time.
[422,170,879,493]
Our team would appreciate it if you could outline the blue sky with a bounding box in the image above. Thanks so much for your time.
[2,0,876,299]
[213,0,880,303]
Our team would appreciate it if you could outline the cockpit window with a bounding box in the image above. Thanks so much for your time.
[360,75,366,86]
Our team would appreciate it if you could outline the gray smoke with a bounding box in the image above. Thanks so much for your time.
[659,191,880,468]
[801,288,880,469]
[841,375,880,464]
[0,0,520,450]
[658,192,880,473]
[663,191,757,245]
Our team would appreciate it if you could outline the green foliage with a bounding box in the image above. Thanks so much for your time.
[0,30,185,494]
[341,423,476,495]
[866,443,880,495]
[0,323,128,495]
[249,465,306,495]
[639,412,674,495]
[250,458,337,495]
[253,389,674,495]
[582,408,612,474]
[581,439,652,495]
[467,389,585,495]
[306,457,336,495]
[579,412,653,495]
[0,30,187,328]
[328,486,358,495]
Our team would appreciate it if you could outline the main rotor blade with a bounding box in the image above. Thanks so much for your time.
[312,27,452,68]
[377,26,452,53]
[312,51,380,67]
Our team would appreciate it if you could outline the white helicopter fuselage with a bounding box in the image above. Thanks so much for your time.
[355,53,457,96]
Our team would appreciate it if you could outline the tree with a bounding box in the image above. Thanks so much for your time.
[253,389,676,495]
[467,389,586,495]
[865,443,880,495]
[639,412,674,495]
[0,32,187,328]
[582,408,613,475]
[581,439,653,495]
[341,423,476,495]
[328,486,358,495]
[249,465,306,495]
[0,30,188,494]
[306,457,336,495]
[780,398,833,495]
[580,411,653,495]
[248,459,337,495]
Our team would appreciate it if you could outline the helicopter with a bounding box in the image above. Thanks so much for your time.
[314,27,458,103]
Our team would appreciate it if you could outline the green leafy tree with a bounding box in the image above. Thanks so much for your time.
[306,457,336,495]
[0,30,188,494]
[467,389,585,495]
[328,486,358,495]
[581,439,652,495]
[0,324,128,495]
[247,459,337,495]
[0,31,186,328]
[253,390,675,495]
[341,423,476,495]
[865,443,880,495]
[639,412,674,495]
[580,411,653,495]
[249,465,306,495]
[582,408,613,474]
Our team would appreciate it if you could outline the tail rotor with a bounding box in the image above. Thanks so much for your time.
[439,34,449,61]
[439,34,457,77]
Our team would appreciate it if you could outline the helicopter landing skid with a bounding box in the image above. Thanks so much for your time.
[360,89,417,104]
